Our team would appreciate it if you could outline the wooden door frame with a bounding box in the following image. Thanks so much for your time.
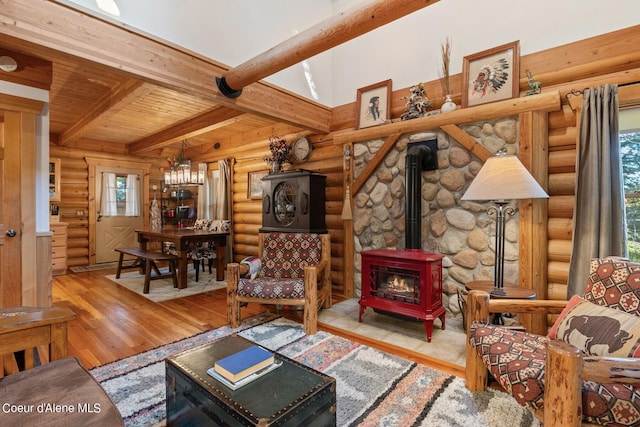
[86,157,150,265]
[0,94,44,307]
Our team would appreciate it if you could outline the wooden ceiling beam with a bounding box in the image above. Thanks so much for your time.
[58,79,155,146]
[55,137,129,155]
[188,122,307,163]
[128,107,246,154]
[217,0,440,97]
[1,0,331,133]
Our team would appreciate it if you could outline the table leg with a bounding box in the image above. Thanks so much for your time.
[177,250,188,289]
[215,240,225,281]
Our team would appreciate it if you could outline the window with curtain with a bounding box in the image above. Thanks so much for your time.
[100,173,140,217]
[621,107,640,262]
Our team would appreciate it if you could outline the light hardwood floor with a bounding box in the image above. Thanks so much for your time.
[52,268,464,377]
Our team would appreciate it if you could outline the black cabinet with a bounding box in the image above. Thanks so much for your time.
[260,170,326,233]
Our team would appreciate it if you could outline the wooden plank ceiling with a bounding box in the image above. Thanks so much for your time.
[0,39,282,159]
[0,0,439,159]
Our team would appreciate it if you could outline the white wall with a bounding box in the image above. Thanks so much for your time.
[57,0,640,106]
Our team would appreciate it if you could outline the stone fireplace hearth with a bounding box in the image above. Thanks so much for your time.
[352,117,521,320]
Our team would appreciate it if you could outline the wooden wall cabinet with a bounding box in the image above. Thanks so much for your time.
[51,222,67,276]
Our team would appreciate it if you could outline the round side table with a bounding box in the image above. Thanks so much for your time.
[465,280,536,299]
[464,280,536,325]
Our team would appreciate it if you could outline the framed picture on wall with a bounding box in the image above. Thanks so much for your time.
[355,79,392,129]
[248,171,268,199]
[461,41,520,108]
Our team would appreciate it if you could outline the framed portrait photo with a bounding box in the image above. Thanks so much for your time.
[462,41,520,108]
[355,79,392,129]
[247,171,267,199]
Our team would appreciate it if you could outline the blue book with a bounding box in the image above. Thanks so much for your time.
[214,345,275,383]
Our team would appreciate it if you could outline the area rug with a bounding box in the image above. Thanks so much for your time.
[104,266,226,302]
[91,314,539,427]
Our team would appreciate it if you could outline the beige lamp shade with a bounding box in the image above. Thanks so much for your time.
[461,154,548,201]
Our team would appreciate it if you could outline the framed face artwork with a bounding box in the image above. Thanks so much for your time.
[355,79,392,129]
[461,41,520,108]
[247,171,268,199]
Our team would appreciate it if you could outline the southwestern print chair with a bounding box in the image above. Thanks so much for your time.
[188,219,230,281]
[226,232,332,335]
[465,257,640,426]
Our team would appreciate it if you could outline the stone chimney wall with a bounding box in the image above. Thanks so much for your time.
[352,117,519,320]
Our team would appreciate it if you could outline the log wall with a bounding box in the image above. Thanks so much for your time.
[546,105,577,299]
[48,25,640,309]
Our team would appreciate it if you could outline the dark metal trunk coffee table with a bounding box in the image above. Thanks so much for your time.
[166,334,336,426]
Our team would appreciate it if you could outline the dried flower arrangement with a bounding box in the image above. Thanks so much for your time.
[264,135,291,166]
[441,37,452,95]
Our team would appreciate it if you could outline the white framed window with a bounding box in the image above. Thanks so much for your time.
[620,107,640,262]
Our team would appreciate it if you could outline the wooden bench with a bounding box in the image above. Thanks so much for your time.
[114,247,179,293]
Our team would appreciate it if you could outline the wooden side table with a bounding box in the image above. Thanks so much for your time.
[465,280,536,299]
[464,280,536,325]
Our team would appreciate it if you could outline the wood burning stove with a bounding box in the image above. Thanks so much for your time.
[358,136,443,342]
[359,249,445,342]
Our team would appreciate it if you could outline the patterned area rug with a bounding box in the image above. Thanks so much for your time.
[91,314,539,427]
[104,266,226,302]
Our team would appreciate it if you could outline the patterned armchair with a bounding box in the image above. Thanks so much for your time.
[465,257,640,426]
[226,232,332,334]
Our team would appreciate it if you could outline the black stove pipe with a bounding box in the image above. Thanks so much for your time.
[405,144,426,249]
[405,140,437,250]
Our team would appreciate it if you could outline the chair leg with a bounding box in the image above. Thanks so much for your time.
[544,340,583,427]
[208,258,213,274]
[465,291,491,391]
[193,259,200,282]
[227,264,241,328]
[465,341,488,391]
[303,268,318,335]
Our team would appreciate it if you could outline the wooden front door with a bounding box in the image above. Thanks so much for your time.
[86,157,151,266]
[95,166,144,263]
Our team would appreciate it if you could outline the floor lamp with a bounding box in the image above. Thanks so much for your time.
[461,150,548,296]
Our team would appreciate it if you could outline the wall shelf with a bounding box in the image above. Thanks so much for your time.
[334,90,561,145]
[161,183,199,227]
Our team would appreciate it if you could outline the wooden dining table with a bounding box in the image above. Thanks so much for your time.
[135,227,230,289]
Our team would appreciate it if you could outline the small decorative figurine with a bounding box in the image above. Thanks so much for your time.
[525,70,542,96]
[401,83,433,121]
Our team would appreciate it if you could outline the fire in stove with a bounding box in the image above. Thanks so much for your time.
[373,268,420,304]
[387,275,412,294]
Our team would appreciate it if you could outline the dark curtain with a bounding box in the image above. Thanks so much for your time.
[568,84,627,296]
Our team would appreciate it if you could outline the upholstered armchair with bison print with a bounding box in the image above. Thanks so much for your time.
[465,257,640,427]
